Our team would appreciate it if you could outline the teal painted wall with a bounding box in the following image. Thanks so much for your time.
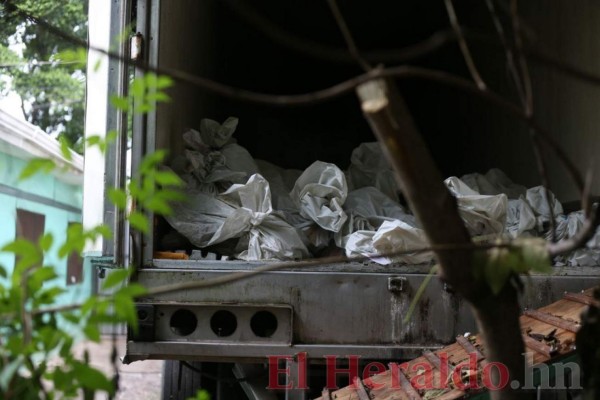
[0,151,90,305]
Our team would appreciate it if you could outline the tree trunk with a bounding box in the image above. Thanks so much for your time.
[356,78,526,400]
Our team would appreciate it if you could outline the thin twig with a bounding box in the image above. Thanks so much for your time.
[492,0,537,44]
[529,130,557,242]
[487,0,557,241]
[509,0,532,116]
[444,0,486,90]
[325,0,372,71]
[506,0,556,242]
[485,0,526,106]
[223,0,456,65]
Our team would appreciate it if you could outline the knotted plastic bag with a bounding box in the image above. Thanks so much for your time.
[290,161,348,233]
[445,177,508,236]
[335,187,416,248]
[172,117,259,193]
[345,220,433,265]
[207,174,309,261]
[346,142,399,202]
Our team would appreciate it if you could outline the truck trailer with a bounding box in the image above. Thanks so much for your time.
[82,1,600,399]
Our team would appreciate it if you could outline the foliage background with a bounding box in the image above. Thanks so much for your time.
[0,0,87,151]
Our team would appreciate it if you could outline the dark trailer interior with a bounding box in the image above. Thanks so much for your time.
[151,0,545,194]
[120,1,600,399]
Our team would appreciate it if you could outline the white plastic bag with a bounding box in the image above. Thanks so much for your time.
[345,220,432,265]
[461,169,526,199]
[255,159,301,211]
[165,189,236,247]
[506,198,536,238]
[335,187,416,248]
[290,161,348,233]
[346,142,399,202]
[525,186,564,232]
[563,211,600,267]
[207,174,309,260]
[445,177,508,236]
[174,117,259,193]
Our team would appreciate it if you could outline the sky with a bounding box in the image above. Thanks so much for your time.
[0,89,25,120]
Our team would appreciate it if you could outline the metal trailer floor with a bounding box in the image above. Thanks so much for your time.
[316,288,598,400]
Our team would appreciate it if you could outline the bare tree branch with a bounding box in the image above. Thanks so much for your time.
[325,0,372,71]
[356,78,525,399]
[485,0,526,106]
[223,0,457,65]
[486,0,556,242]
[509,0,533,116]
[444,0,487,90]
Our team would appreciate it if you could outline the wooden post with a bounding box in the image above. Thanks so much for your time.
[356,79,526,400]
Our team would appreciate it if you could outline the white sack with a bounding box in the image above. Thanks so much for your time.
[506,198,536,238]
[175,117,259,193]
[346,142,399,202]
[445,177,508,236]
[461,169,526,199]
[290,161,348,233]
[207,174,309,260]
[165,189,236,248]
[525,186,563,231]
[345,220,432,265]
[563,211,600,267]
[335,187,416,248]
[255,159,301,211]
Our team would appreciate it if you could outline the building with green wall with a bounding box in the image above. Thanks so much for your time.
[0,109,91,306]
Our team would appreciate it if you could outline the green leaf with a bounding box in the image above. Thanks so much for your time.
[101,269,130,290]
[110,95,129,111]
[58,135,73,161]
[55,47,87,68]
[128,211,149,233]
[139,150,167,173]
[108,188,128,210]
[3,239,41,270]
[187,389,212,400]
[0,355,24,391]
[134,103,154,114]
[155,170,184,187]
[81,297,98,316]
[83,325,101,342]
[146,91,171,103]
[484,246,515,295]
[130,77,146,99]
[517,238,551,274]
[105,129,118,144]
[143,196,172,215]
[29,266,58,287]
[92,224,113,239]
[19,158,56,180]
[73,362,114,393]
[114,292,138,330]
[93,58,102,72]
[35,286,66,305]
[155,75,173,89]
[39,232,54,252]
[115,283,147,298]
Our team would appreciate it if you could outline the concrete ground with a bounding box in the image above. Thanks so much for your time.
[74,335,163,400]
